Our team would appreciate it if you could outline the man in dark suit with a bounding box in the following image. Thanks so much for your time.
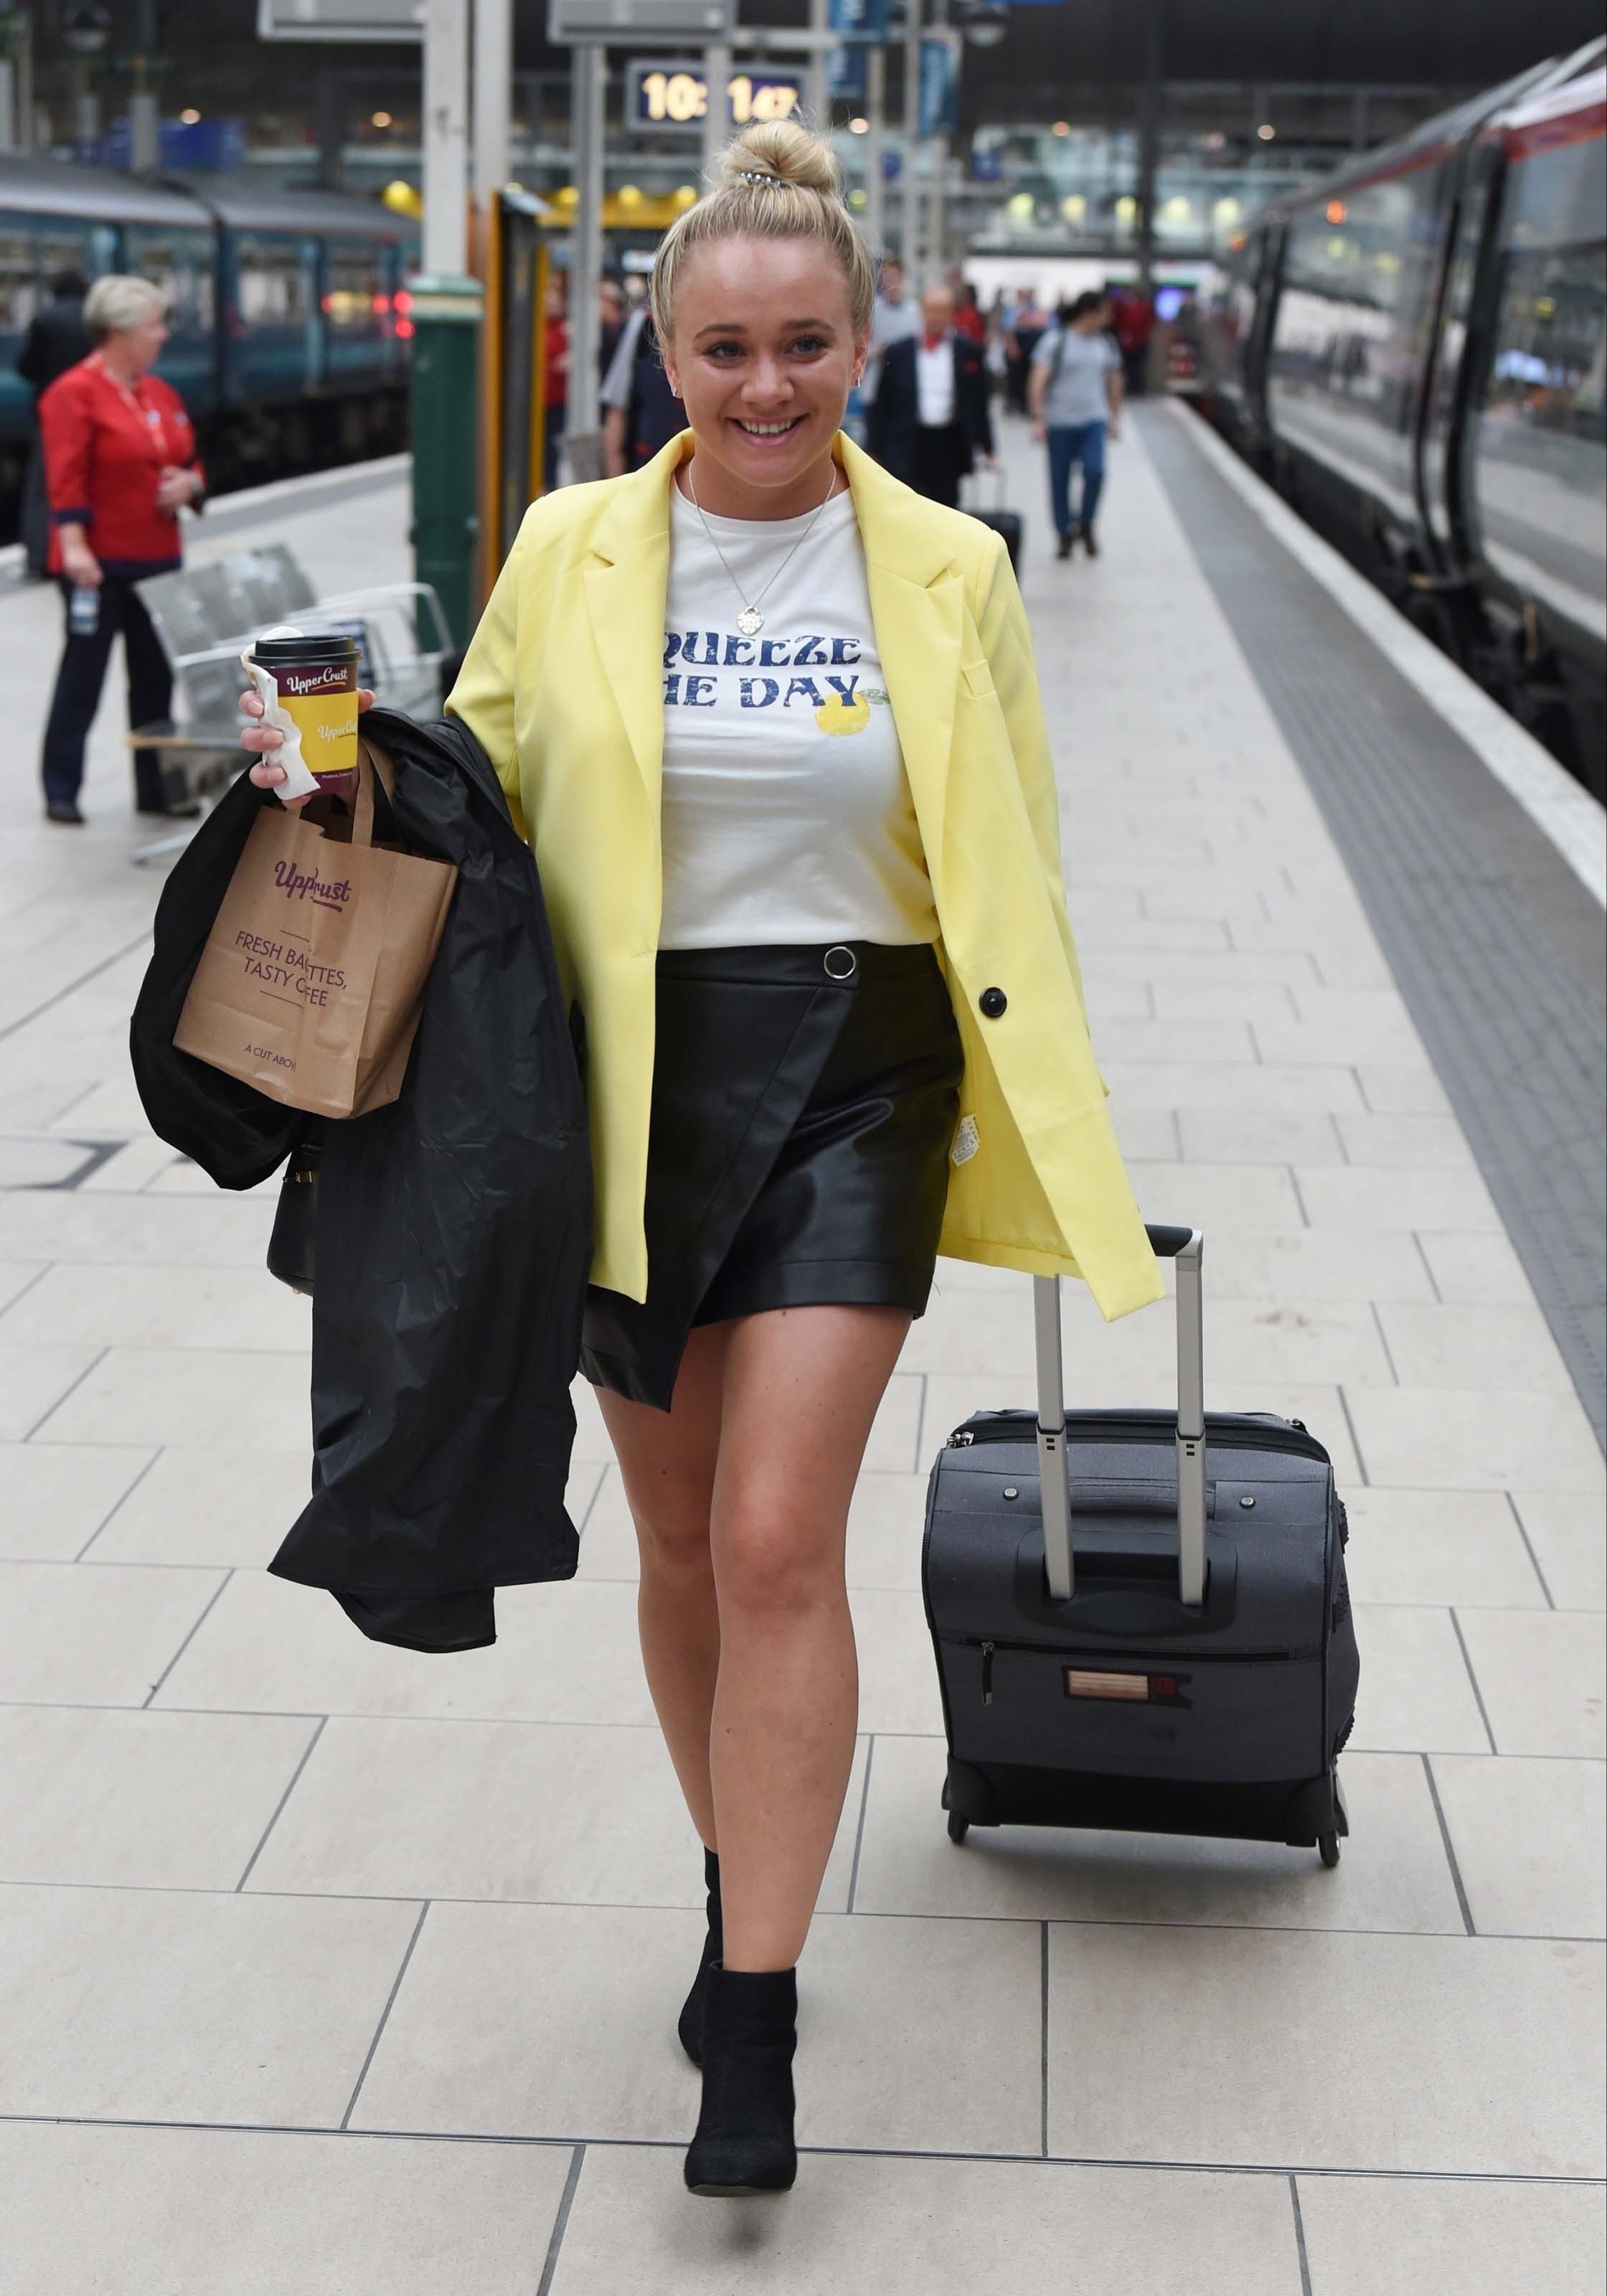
[16,268,91,578]
[867,285,994,507]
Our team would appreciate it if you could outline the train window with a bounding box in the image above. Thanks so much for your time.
[323,240,384,327]
[236,235,311,326]
[1486,240,1606,445]
[126,228,216,337]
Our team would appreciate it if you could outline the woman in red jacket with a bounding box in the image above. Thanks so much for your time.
[37,274,206,825]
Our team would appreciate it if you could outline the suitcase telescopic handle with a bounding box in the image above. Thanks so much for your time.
[1033,1225,1207,1609]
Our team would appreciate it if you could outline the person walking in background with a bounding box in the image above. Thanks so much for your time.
[542,272,569,493]
[951,279,986,345]
[37,275,206,825]
[1029,289,1123,559]
[598,276,626,380]
[1002,286,1048,415]
[1108,281,1155,397]
[15,267,90,579]
[863,254,919,408]
[601,303,687,476]
[867,283,994,508]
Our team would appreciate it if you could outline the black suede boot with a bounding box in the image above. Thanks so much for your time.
[683,1962,798,2197]
[677,1846,722,2067]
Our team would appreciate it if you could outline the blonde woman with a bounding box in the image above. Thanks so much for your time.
[242,121,1159,2198]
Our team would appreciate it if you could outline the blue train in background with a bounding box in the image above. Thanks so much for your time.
[0,155,419,533]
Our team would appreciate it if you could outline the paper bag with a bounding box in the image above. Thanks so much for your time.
[174,740,458,1119]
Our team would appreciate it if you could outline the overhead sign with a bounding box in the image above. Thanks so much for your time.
[256,0,425,36]
[827,0,890,102]
[550,0,735,39]
[918,29,961,138]
[627,58,803,131]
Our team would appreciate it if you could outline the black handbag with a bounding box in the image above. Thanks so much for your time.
[266,1129,320,1296]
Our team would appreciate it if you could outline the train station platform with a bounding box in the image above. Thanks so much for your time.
[0,413,1601,2294]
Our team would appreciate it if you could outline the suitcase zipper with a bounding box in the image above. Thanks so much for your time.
[980,1640,994,1704]
[947,1412,1332,1466]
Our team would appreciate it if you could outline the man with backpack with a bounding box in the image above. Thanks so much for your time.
[1028,290,1123,559]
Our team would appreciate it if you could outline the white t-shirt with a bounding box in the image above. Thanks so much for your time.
[916,336,956,427]
[1032,324,1120,427]
[658,481,938,952]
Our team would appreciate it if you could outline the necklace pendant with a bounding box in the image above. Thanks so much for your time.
[736,606,765,637]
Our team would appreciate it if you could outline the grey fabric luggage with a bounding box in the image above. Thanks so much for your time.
[922,1225,1359,1863]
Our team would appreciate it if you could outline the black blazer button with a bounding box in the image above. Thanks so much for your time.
[979,987,1007,1018]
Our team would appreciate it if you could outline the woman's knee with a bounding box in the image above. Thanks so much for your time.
[629,1475,715,1574]
[713,1495,847,1619]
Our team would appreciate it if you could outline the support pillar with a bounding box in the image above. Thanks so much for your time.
[864,42,885,256]
[902,0,923,276]
[567,41,605,440]
[1136,0,1161,298]
[413,0,481,651]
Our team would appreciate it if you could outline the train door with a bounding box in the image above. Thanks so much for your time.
[227,230,319,407]
[126,224,220,422]
[1418,140,1504,578]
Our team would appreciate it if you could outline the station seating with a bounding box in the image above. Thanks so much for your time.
[127,543,452,861]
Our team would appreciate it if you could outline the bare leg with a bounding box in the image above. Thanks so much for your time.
[709,1304,911,1972]
[595,1321,733,1853]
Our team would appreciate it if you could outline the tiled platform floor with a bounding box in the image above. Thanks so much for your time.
[0,420,1601,2292]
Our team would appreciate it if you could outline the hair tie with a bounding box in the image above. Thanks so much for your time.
[735,168,783,189]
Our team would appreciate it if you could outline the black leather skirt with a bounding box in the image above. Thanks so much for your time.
[580,941,964,1411]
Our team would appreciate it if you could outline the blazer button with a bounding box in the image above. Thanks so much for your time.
[979,987,1007,1019]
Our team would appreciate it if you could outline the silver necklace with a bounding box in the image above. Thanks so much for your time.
[684,461,840,638]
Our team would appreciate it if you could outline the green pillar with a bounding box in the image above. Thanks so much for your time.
[408,271,483,658]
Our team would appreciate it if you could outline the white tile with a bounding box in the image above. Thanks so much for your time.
[1102,1061,1364,1114]
[1296,2173,1606,2296]
[1346,1605,1491,1754]
[0,1707,317,1888]
[1374,1302,1578,1397]
[0,1441,153,1560]
[32,1346,311,1449]
[0,1882,421,2125]
[1205,1227,1436,1303]
[845,1471,929,1590]
[1417,1231,1537,1305]
[1332,1113,1477,1168]
[1340,1488,1549,1609]
[1097,1018,1259,1063]
[1127,1158,1306,1232]
[1348,1388,1606,1492]
[0,1342,100,1440]
[79,1136,186,1192]
[1109,1105,1182,1161]
[1296,1166,1503,1233]
[550,2147,1303,2296]
[1151,980,1304,1022]
[1511,1491,1606,1610]
[1355,1064,1453,1116]
[864,1372,923,1472]
[854,1739,1464,1934]
[86,1444,314,1566]
[248,1713,868,1916]
[0,1134,100,1186]
[1045,1923,1603,2172]
[1255,1015,1426,1068]
[1456,1609,1606,1759]
[0,1261,44,1312]
[0,2121,575,2296]
[849,1586,946,1736]
[0,1191,275,1268]
[1177,1110,1343,1165]
[0,1261,312,1351]
[0,1559,227,1705]
[1431,1755,1606,1937]
[155,1566,659,1725]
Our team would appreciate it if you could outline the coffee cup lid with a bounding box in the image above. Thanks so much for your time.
[251,631,359,665]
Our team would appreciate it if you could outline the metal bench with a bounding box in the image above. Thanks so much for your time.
[128,544,452,865]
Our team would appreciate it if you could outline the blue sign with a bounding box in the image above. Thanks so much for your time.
[828,0,890,100]
[918,34,959,138]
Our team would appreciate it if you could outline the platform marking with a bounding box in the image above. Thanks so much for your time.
[1166,400,1607,909]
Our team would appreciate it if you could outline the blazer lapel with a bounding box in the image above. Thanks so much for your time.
[581,439,684,811]
[842,436,963,870]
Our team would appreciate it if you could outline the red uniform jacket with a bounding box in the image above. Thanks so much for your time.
[39,354,204,578]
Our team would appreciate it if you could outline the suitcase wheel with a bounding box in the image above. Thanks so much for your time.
[947,1810,970,1845]
[1319,1832,1341,1868]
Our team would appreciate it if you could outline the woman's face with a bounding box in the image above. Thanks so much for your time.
[663,235,866,512]
[112,311,169,372]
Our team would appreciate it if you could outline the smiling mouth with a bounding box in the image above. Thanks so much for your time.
[733,417,805,437]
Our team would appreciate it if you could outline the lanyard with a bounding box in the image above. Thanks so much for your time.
[94,354,171,464]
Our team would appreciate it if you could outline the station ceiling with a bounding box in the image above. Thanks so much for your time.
[35,1,1607,138]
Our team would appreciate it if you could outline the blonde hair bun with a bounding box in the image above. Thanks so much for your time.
[651,116,875,342]
[718,120,842,199]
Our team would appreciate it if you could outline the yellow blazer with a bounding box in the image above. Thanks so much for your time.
[446,431,1161,1320]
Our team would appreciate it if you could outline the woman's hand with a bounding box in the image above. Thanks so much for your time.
[155,465,201,513]
[240,684,377,812]
[1031,420,1046,445]
[61,537,101,588]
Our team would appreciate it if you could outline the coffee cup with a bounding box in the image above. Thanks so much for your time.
[248,632,360,799]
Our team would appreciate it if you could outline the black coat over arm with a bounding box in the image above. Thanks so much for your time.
[130,711,594,1655]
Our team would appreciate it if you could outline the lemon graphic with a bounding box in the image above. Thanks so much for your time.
[815,692,871,736]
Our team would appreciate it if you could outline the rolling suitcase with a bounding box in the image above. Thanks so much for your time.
[921,1225,1359,1864]
[961,464,1023,573]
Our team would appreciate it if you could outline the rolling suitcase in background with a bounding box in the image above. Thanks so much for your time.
[922,1225,1359,1864]
[961,462,1023,573]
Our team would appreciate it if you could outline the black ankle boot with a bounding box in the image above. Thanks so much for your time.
[677,1846,722,2067]
[683,1962,798,2197]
